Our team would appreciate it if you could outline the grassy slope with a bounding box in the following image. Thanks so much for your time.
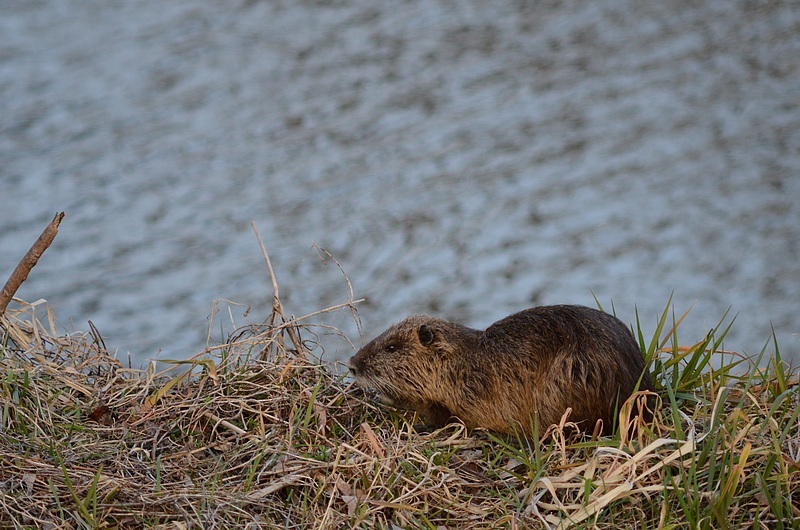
[1,297,798,529]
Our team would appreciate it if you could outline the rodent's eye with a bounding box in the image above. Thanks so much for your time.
[385,344,399,353]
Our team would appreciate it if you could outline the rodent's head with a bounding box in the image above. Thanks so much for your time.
[348,315,457,410]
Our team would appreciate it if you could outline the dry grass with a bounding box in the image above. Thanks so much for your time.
[1,291,799,529]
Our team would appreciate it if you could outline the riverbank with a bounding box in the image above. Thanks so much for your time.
[1,286,797,528]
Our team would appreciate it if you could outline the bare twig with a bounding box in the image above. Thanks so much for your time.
[251,221,281,309]
[250,221,304,356]
[312,243,363,343]
[0,212,64,316]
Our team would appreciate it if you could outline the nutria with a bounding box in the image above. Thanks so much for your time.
[348,305,654,436]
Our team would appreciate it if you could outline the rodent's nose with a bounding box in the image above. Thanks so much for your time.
[348,353,369,377]
[347,356,359,376]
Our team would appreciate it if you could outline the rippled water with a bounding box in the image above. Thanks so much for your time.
[2,0,798,366]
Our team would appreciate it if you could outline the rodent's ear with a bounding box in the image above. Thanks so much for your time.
[418,324,435,346]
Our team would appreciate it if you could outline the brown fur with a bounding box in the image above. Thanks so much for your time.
[348,305,655,435]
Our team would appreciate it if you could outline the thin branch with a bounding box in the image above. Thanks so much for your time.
[250,221,304,356]
[250,221,281,307]
[0,212,65,316]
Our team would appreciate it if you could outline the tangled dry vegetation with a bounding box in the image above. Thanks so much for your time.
[1,289,799,528]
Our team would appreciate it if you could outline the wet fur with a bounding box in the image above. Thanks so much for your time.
[348,305,654,435]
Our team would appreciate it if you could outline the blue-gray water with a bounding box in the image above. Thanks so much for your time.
[2,0,798,366]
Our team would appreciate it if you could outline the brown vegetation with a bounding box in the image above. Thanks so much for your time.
[1,292,798,528]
